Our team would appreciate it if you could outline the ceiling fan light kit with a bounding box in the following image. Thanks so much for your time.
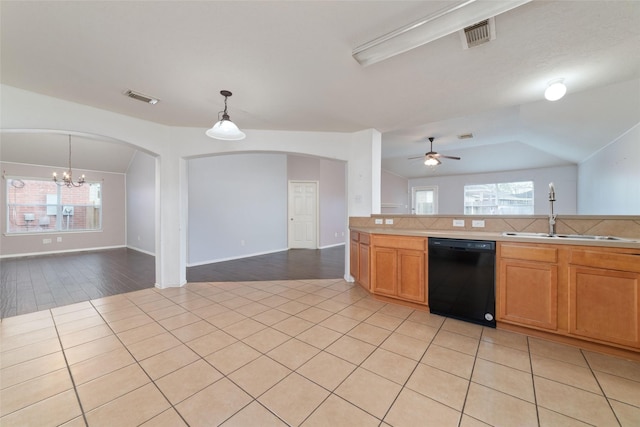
[409,137,461,167]
[206,90,246,141]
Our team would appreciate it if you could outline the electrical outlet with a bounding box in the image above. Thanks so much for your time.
[472,220,485,228]
[43,238,52,244]
[385,218,394,225]
[374,219,383,224]
[453,219,465,227]
[240,240,245,246]
[334,232,338,237]
[57,237,62,242]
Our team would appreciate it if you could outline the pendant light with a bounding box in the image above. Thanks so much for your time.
[205,90,246,140]
[53,135,85,188]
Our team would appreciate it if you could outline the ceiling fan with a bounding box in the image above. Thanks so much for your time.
[408,137,461,166]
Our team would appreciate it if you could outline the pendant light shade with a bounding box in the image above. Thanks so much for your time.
[206,90,246,140]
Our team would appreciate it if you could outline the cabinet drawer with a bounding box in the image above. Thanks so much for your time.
[359,233,370,245]
[570,249,640,273]
[350,231,360,242]
[500,243,557,263]
[371,235,425,251]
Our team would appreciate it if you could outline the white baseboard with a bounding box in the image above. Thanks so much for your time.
[126,245,155,256]
[0,244,127,259]
[187,248,289,267]
[318,242,346,249]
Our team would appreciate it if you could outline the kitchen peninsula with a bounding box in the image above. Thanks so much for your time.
[350,214,640,360]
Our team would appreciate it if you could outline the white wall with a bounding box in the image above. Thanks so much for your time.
[381,169,409,214]
[578,123,640,214]
[408,165,578,215]
[188,153,288,265]
[126,151,156,254]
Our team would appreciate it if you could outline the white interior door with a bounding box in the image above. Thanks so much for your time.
[288,181,318,249]
[411,186,438,214]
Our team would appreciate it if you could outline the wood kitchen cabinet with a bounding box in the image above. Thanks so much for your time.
[350,231,370,290]
[370,235,426,304]
[497,243,560,331]
[568,248,640,349]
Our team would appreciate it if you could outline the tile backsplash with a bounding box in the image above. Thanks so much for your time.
[349,215,640,239]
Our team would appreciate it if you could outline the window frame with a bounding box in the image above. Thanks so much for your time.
[411,185,438,215]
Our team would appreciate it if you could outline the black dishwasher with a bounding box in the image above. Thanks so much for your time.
[428,238,496,327]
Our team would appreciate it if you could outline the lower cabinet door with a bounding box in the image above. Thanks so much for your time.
[358,243,370,290]
[569,265,640,348]
[371,247,397,297]
[397,249,426,303]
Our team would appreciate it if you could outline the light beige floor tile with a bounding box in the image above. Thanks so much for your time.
[610,399,640,427]
[378,303,414,319]
[584,350,640,382]
[364,312,404,331]
[0,389,81,427]
[0,309,51,327]
[315,298,349,313]
[223,318,267,339]
[272,316,314,336]
[406,310,445,328]
[186,329,238,357]
[155,359,223,405]
[1,351,67,389]
[99,305,145,323]
[191,302,230,318]
[259,295,289,308]
[338,305,375,321]
[170,320,217,343]
[278,288,308,300]
[319,314,360,333]
[295,307,333,323]
[176,378,252,427]
[472,358,535,402]
[127,331,181,361]
[480,327,529,351]
[385,387,461,427]
[140,408,188,427]
[64,334,123,365]
[243,327,291,353]
[442,318,483,339]
[0,326,58,352]
[0,368,73,416]
[297,351,356,391]
[362,348,418,385]
[234,302,271,317]
[325,335,376,365]
[476,341,532,372]
[52,307,99,325]
[85,382,170,427]
[1,317,54,339]
[268,338,320,370]
[302,394,379,427]
[229,356,292,397]
[60,416,90,427]
[205,310,247,329]
[252,309,292,326]
[243,290,273,301]
[107,313,155,333]
[221,401,287,427]
[421,344,476,379]
[529,337,587,367]
[347,322,391,346]
[432,330,479,356]
[531,354,601,393]
[259,373,329,426]
[51,301,93,316]
[276,300,310,315]
[380,332,429,361]
[219,296,253,309]
[459,414,492,427]
[116,321,167,346]
[537,407,592,426]
[406,363,469,410]
[69,347,135,385]
[59,324,113,349]
[534,376,619,425]
[353,298,386,312]
[76,363,150,411]
[157,312,201,330]
[594,370,640,407]
[296,325,342,349]
[140,344,200,380]
[205,341,262,374]
[54,315,106,335]
[0,337,61,368]
[396,320,439,342]
[295,293,327,306]
[335,368,402,419]
[179,296,217,311]
[464,382,538,427]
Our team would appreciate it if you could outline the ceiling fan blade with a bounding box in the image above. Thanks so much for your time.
[440,155,461,160]
[408,155,424,160]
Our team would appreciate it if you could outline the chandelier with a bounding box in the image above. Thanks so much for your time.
[53,135,85,188]
[205,90,246,140]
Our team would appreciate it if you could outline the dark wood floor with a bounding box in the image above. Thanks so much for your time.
[0,246,344,318]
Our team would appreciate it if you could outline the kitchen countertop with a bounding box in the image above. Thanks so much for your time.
[350,227,640,249]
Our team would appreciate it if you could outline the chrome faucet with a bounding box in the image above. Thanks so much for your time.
[548,182,557,236]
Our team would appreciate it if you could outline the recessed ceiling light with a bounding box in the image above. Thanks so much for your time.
[544,79,567,101]
[124,90,159,105]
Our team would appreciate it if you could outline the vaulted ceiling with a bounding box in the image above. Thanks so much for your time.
[1,1,639,177]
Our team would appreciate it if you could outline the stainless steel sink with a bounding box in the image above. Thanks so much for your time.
[502,232,637,242]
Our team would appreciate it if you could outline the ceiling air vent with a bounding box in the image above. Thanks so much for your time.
[460,17,495,49]
[124,90,159,105]
[457,133,474,140]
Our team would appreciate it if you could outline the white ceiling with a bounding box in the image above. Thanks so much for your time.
[1,1,639,177]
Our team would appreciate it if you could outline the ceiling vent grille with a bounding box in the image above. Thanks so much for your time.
[460,17,495,49]
[457,133,474,140]
[124,90,159,105]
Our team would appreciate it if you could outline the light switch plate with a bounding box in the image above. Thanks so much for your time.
[374,219,383,224]
[472,220,485,228]
[453,219,465,227]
